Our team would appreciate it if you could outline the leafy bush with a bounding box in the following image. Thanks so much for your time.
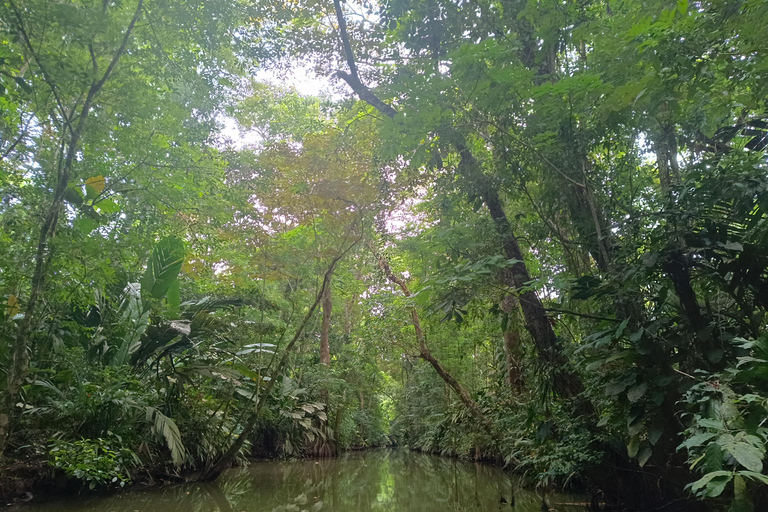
[49,437,140,489]
[677,336,768,508]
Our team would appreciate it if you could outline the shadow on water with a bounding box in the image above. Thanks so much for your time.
[15,449,588,512]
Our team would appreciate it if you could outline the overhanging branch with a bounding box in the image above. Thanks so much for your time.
[331,0,396,118]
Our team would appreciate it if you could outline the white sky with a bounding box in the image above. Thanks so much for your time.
[220,65,334,148]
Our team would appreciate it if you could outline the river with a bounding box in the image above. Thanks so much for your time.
[17,449,588,511]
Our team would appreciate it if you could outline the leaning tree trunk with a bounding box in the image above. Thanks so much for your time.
[199,235,359,481]
[329,0,584,400]
[478,172,585,399]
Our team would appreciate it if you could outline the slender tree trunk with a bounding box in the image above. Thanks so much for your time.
[201,269,328,479]
[501,295,524,392]
[0,1,143,453]
[664,252,704,332]
[580,162,611,272]
[199,237,359,481]
[653,121,681,197]
[320,273,333,366]
[655,131,672,196]
[344,299,352,338]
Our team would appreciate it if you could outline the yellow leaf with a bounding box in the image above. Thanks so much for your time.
[85,175,106,193]
[7,294,19,317]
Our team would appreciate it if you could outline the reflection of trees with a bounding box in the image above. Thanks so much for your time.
[21,450,588,512]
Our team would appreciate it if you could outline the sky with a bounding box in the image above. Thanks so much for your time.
[220,64,334,148]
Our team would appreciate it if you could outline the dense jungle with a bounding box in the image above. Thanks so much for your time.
[1,0,768,510]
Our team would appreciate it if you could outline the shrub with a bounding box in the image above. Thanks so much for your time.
[48,437,140,489]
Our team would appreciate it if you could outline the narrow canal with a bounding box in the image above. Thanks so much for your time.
[18,449,587,511]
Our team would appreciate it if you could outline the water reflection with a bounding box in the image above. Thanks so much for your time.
[18,449,587,512]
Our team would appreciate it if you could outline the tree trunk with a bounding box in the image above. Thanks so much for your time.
[469,156,584,399]
[330,0,583,400]
[500,295,524,392]
[344,299,352,337]
[653,122,681,197]
[199,237,359,481]
[320,274,333,365]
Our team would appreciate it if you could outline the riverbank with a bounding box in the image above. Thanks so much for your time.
[0,454,184,506]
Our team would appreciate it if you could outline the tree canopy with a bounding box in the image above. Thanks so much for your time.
[2,0,768,509]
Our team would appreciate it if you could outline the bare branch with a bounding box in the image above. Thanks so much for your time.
[331,0,397,118]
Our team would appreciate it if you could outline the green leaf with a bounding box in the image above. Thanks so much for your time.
[166,280,181,311]
[74,216,100,234]
[680,432,718,450]
[739,471,768,485]
[730,475,752,512]
[627,382,647,402]
[688,471,732,498]
[637,445,653,467]
[698,418,725,430]
[702,443,725,473]
[146,407,186,466]
[13,75,32,93]
[726,442,764,472]
[95,198,120,214]
[649,424,663,446]
[141,237,185,300]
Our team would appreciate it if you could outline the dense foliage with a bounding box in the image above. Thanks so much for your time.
[2,0,768,510]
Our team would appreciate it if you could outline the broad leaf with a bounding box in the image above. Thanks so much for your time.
[141,237,185,300]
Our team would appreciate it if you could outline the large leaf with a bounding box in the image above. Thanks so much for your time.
[141,237,185,300]
[688,471,733,498]
[111,303,150,367]
[146,406,186,466]
[725,441,764,473]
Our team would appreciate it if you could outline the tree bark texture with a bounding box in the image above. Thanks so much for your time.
[501,295,524,392]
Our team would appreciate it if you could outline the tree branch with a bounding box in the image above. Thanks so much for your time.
[331,0,397,118]
[9,0,75,136]
[368,241,494,435]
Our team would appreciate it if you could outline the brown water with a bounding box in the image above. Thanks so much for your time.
[17,449,587,512]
